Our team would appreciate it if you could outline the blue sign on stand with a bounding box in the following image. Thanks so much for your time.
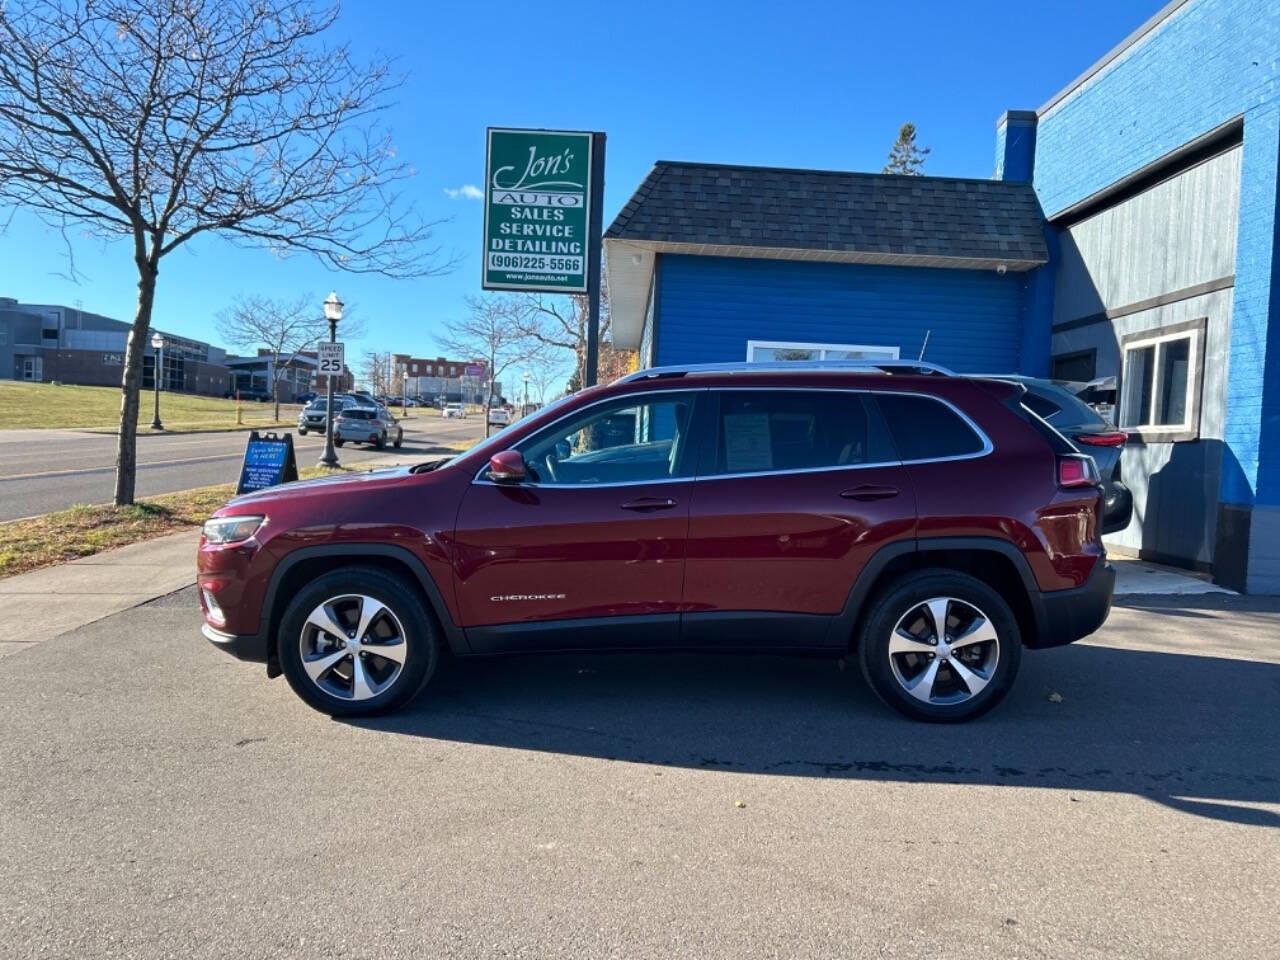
[236,432,299,494]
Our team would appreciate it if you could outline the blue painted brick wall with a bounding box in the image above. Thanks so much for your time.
[655,255,1029,373]
[1029,0,1280,506]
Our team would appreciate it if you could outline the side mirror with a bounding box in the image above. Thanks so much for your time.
[488,449,526,484]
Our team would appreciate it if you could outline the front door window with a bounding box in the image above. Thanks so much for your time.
[517,393,696,486]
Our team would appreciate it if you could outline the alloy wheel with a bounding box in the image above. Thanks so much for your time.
[887,597,999,706]
[298,594,408,700]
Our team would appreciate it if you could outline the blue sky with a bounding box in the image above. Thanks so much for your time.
[0,0,1156,370]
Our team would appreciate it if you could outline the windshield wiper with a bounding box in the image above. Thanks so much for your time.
[409,459,445,474]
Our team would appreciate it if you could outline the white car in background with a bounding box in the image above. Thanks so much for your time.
[442,402,467,419]
[487,406,512,427]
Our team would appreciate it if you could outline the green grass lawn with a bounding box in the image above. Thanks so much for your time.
[0,466,358,579]
[0,380,296,432]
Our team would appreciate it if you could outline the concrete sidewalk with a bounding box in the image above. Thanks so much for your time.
[0,529,199,658]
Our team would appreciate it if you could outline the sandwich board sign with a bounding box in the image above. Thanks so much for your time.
[483,128,592,293]
[236,431,299,494]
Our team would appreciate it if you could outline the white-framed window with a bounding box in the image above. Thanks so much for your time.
[1118,318,1205,442]
[746,340,900,363]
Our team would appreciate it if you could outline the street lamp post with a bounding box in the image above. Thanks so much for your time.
[150,331,165,430]
[319,292,343,468]
[523,370,530,417]
[402,373,408,417]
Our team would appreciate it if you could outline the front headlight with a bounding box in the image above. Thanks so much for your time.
[202,515,265,544]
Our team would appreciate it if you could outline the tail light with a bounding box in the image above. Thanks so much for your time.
[1059,454,1100,489]
[1074,431,1127,448]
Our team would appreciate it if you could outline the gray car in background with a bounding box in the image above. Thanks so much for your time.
[972,375,1133,535]
[296,395,354,435]
[333,405,403,449]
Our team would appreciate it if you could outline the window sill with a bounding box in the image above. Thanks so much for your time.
[1121,426,1200,444]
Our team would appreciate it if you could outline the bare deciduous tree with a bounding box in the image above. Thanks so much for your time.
[440,296,542,437]
[513,288,612,390]
[360,350,393,398]
[217,294,326,421]
[0,0,454,504]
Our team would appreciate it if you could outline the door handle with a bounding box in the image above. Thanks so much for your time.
[840,484,899,502]
[620,496,678,511]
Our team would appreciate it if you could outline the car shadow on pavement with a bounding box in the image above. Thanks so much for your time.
[349,641,1280,828]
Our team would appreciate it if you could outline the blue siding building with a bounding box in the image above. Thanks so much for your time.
[605,0,1280,592]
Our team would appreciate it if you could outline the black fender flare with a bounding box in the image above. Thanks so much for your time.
[260,543,469,659]
[830,536,1045,648]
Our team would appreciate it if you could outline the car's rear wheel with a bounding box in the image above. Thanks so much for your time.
[375,431,386,449]
[298,426,307,435]
[857,570,1021,722]
[334,438,344,447]
[277,566,438,717]
[393,431,403,449]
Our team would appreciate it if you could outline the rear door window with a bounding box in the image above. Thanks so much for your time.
[708,390,895,476]
[873,393,988,462]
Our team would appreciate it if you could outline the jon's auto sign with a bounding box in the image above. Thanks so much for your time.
[483,128,592,293]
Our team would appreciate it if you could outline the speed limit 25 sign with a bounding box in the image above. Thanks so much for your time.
[317,341,344,374]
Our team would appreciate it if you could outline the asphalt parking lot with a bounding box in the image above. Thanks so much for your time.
[3,589,1279,959]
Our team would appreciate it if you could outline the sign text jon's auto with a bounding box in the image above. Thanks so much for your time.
[483,128,592,293]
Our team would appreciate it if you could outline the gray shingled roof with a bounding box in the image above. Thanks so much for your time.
[605,161,1047,266]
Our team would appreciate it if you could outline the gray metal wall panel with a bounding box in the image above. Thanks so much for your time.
[1053,145,1242,324]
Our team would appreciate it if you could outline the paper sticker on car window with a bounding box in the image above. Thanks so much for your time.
[723,413,772,471]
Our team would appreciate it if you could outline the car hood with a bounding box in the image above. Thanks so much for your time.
[218,466,416,512]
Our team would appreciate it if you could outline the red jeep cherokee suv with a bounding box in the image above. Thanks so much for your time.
[197,361,1114,722]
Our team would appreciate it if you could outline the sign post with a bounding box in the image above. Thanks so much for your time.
[483,127,605,384]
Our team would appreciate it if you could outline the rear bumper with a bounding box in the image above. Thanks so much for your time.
[1026,559,1115,649]
[201,622,269,663]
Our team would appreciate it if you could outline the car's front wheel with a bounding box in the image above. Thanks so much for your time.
[297,426,307,435]
[857,570,1021,722]
[277,566,439,717]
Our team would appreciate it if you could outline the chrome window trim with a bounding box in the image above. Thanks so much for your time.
[470,384,993,488]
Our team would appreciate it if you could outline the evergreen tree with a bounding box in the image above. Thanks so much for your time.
[884,123,931,175]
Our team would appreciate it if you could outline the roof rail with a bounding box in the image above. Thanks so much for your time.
[616,359,956,384]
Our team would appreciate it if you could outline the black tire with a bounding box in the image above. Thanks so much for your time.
[297,426,307,435]
[375,431,386,450]
[857,569,1022,723]
[393,431,403,449]
[334,438,344,447]
[277,566,439,717]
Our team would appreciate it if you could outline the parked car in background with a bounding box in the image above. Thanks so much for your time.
[228,387,272,403]
[333,406,403,449]
[198,360,1113,723]
[487,406,512,427]
[296,395,354,435]
[294,392,318,405]
[443,402,466,419]
[971,375,1132,535]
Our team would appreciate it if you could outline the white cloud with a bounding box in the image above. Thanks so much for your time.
[444,184,483,200]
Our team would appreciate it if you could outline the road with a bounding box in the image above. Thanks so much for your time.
[2,590,1278,959]
[0,415,485,521]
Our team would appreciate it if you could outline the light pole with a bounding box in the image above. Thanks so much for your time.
[402,373,408,417]
[319,291,343,468]
[523,370,530,417]
[150,331,165,430]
